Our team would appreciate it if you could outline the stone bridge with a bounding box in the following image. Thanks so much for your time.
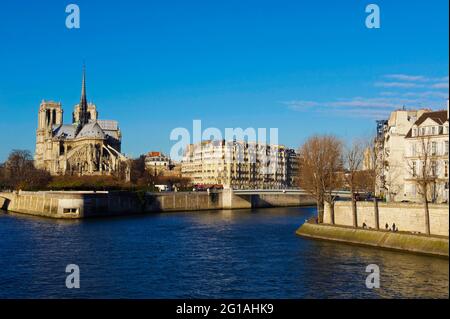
[232,189,352,197]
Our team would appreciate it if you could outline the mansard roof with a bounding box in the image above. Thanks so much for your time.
[405,110,449,138]
[414,110,448,126]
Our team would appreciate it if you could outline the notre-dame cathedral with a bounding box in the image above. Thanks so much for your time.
[34,67,130,180]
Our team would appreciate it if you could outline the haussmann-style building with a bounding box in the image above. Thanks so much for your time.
[181,140,298,189]
[375,103,449,203]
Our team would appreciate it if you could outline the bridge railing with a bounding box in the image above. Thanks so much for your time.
[231,188,352,197]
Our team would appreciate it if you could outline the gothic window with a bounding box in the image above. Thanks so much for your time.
[46,109,51,126]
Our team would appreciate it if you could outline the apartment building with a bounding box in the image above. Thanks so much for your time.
[374,108,430,201]
[403,110,449,203]
[145,152,172,176]
[181,140,298,189]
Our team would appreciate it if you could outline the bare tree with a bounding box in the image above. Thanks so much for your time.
[406,136,437,235]
[298,135,344,223]
[2,150,51,190]
[344,140,366,227]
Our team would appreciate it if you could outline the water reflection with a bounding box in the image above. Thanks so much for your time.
[301,240,449,299]
[0,208,448,299]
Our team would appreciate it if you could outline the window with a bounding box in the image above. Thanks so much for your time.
[432,142,437,156]
[445,161,448,178]
[432,126,436,135]
[412,161,417,177]
[410,184,416,196]
[63,208,78,214]
[431,161,437,177]
[410,143,416,156]
[445,141,449,155]
[412,128,417,137]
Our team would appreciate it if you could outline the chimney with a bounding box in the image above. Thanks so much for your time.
[447,99,449,119]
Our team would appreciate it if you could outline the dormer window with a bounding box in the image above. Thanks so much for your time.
[420,127,426,136]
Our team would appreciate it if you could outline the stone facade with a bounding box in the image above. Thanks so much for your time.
[181,140,298,189]
[145,152,173,176]
[403,110,449,203]
[323,201,449,237]
[34,67,129,179]
[374,108,430,202]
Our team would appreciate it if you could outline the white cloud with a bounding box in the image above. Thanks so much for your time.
[375,82,425,88]
[403,91,449,99]
[385,74,427,82]
[284,73,448,119]
[284,100,319,111]
[431,82,449,89]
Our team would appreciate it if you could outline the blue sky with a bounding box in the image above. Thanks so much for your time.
[0,0,448,161]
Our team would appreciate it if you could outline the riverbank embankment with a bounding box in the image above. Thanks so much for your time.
[0,189,315,219]
[296,222,449,258]
[296,201,449,258]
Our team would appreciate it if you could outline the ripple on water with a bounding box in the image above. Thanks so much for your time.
[0,208,448,299]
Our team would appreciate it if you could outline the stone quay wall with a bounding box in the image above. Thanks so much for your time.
[0,189,315,219]
[297,223,449,258]
[323,201,449,237]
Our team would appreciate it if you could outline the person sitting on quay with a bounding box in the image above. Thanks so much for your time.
[385,223,389,231]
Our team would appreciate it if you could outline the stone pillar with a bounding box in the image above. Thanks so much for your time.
[99,145,103,173]
[373,197,380,230]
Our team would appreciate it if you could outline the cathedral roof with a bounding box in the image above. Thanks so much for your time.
[76,122,106,139]
[53,125,77,139]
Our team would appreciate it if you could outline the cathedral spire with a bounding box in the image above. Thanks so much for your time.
[79,64,89,126]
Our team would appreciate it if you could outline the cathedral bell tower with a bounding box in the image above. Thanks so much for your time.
[35,100,63,169]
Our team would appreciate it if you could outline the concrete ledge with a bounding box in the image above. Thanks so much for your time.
[296,223,449,258]
[0,190,315,219]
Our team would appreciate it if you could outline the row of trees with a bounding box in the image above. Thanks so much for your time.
[298,134,440,236]
[0,150,51,190]
[297,135,375,226]
[0,150,190,192]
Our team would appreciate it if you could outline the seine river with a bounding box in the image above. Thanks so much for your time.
[0,207,448,299]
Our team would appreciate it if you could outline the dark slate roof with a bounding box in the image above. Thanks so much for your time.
[406,110,448,138]
[76,122,105,139]
[414,110,448,126]
[53,125,77,139]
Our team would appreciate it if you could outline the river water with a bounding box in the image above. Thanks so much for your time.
[0,207,448,299]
